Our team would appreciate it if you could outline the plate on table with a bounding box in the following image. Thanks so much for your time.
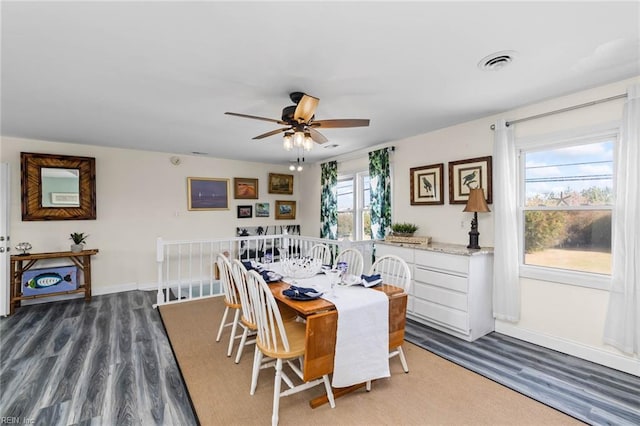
[340,274,362,286]
[283,287,323,301]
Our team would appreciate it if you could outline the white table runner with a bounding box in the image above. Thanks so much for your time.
[321,286,390,387]
[269,264,390,388]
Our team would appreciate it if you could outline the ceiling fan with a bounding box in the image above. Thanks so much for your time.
[224,92,370,148]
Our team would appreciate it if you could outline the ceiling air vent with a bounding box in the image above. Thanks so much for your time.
[478,50,518,71]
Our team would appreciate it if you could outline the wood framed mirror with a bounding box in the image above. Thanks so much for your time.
[21,152,96,221]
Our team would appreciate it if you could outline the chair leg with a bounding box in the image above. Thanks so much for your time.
[235,326,249,364]
[227,309,241,357]
[366,380,371,391]
[397,346,409,373]
[250,346,262,395]
[215,306,229,342]
[322,375,336,408]
[272,358,283,426]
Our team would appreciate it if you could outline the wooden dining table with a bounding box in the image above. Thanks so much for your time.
[268,280,408,408]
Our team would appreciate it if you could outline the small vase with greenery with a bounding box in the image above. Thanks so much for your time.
[391,222,418,237]
[70,232,89,253]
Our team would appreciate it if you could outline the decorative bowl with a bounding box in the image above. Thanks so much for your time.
[281,257,322,279]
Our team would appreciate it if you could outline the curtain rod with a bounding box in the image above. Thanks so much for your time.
[490,93,627,130]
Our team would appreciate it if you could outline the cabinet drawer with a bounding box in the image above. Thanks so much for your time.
[414,250,468,274]
[375,244,414,264]
[413,298,469,333]
[414,267,468,293]
[414,281,468,311]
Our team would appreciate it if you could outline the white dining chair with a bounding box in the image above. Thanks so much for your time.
[306,243,332,265]
[245,269,335,425]
[334,248,364,277]
[215,254,243,357]
[368,254,411,374]
[230,259,258,364]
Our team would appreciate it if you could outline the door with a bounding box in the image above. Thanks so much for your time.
[0,163,10,316]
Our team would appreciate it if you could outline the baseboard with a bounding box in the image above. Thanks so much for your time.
[495,322,639,377]
[92,282,139,296]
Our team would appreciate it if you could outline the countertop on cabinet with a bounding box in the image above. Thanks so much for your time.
[376,240,493,256]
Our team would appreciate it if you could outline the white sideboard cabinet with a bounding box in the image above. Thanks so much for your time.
[376,242,494,342]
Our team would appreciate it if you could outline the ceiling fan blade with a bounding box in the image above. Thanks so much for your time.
[308,127,328,144]
[294,94,319,123]
[311,119,370,128]
[225,112,286,125]
[252,127,290,140]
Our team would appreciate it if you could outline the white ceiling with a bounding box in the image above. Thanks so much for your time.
[2,1,639,166]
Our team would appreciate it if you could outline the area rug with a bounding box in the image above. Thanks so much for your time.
[159,297,581,426]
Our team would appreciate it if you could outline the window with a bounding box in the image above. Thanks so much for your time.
[337,172,371,241]
[519,133,615,288]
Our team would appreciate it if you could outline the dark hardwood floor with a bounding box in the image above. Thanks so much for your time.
[2,291,638,426]
[0,291,196,426]
[405,319,640,426]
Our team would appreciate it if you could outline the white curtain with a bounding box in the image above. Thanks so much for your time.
[492,119,520,322]
[603,84,640,355]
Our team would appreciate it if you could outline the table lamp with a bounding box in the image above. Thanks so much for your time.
[463,188,490,249]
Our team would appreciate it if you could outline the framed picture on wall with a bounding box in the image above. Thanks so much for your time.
[237,205,253,218]
[448,156,492,204]
[187,177,229,210]
[255,202,270,217]
[268,173,294,194]
[410,163,444,205]
[275,200,296,220]
[233,177,259,199]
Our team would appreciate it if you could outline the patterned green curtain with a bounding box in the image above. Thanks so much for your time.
[320,161,338,239]
[368,148,391,239]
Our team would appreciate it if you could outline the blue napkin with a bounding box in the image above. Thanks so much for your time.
[360,274,382,287]
[241,260,255,271]
[260,270,282,283]
[283,285,323,300]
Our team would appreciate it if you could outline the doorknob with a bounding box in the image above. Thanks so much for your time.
[0,247,4,253]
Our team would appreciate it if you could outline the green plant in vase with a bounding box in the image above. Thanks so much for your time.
[69,232,89,253]
[391,222,418,237]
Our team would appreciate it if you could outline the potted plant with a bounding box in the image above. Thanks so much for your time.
[391,222,418,237]
[69,232,89,253]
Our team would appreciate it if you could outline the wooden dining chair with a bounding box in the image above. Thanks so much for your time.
[369,254,412,373]
[245,269,335,425]
[334,248,364,277]
[230,259,258,364]
[215,254,243,357]
[306,243,332,265]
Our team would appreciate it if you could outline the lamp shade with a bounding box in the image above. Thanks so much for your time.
[463,188,491,213]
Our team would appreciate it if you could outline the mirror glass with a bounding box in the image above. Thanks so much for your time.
[41,168,80,207]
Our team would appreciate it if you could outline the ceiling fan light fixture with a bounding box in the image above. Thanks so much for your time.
[297,164,303,172]
[289,163,295,171]
[283,132,293,151]
[293,131,305,148]
[303,133,313,151]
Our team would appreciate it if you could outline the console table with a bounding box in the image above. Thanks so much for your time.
[9,249,99,315]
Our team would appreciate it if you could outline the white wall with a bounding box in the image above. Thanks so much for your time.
[1,137,299,293]
[299,76,640,375]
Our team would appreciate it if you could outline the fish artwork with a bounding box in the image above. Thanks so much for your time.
[25,273,73,289]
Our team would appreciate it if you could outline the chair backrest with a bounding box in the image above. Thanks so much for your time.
[369,254,411,293]
[335,248,364,277]
[307,244,332,265]
[231,259,255,326]
[245,269,290,353]
[217,253,240,305]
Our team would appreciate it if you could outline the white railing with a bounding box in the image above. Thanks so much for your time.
[154,234,374,307]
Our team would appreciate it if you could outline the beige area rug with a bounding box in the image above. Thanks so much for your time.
[159,297,583,426]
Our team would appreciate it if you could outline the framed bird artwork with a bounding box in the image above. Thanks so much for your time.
[410,163,444,205]
[448,156,492,204]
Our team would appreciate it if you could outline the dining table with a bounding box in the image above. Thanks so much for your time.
[267,272,408,408]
